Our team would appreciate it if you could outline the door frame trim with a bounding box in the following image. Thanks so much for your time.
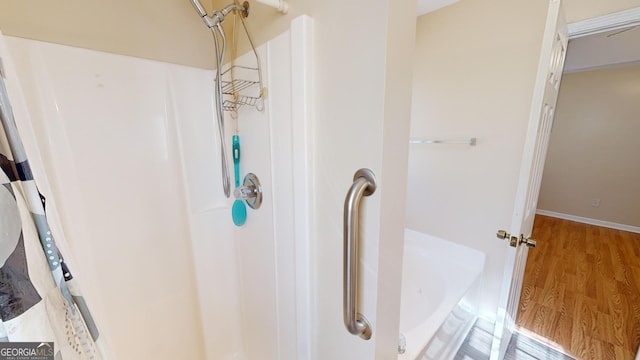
[567,7,640,39]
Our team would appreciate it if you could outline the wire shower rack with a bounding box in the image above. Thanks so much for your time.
[220,65,264,112]
[218,7,265,114]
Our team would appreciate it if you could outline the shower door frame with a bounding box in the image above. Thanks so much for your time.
[307,0,417,358]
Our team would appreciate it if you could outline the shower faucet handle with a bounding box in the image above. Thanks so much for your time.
[234,173,262,210]
[234,185,257,199]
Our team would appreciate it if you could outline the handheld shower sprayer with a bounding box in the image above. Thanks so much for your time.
[188,0,285,201]
[188,0,207,18]
[189,0,249,198]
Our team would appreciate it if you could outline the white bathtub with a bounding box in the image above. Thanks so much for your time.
[399,229,485,360]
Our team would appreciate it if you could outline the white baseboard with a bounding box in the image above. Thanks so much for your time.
[536,210,640,234]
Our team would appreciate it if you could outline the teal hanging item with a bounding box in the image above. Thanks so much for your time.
[231,135,247,226]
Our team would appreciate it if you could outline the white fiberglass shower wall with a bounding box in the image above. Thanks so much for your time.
[2,16,311,360]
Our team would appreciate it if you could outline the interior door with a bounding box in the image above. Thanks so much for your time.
[490,0,568,358]
[310,0,416,359]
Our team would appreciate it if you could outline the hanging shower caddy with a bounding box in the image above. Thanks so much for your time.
[219,1,267,114]
[189,0,269,199]
[189,0,268,114]
[220,64,265,112]
[189,0,281,222]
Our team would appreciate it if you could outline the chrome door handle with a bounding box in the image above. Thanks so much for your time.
[343,168,376,340]
[496,230,536,248]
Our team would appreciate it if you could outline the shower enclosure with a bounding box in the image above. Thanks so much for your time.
[1,21,308,358]
[0,0,418,357]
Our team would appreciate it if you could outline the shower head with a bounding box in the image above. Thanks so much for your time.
[189,1,249,29]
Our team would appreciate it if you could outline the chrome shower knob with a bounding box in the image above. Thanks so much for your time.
[235,173,262,209]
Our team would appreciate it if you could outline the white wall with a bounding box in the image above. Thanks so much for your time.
[4,36,206,359]
[212,25,306,360]
[538,65,640,227]
[167,62,245,360]
[406,0,549,321]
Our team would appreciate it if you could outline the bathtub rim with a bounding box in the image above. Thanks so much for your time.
[398,229,486,360]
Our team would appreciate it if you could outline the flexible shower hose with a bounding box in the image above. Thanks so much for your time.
[211,24,231,198]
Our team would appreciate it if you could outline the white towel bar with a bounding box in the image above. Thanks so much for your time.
[409,138,477,146]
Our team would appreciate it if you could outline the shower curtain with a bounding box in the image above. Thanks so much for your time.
[0,51,105,359]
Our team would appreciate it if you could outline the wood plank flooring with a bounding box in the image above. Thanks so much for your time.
[516,215,640,359]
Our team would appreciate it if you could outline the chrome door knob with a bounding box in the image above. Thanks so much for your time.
[496,230,536,248]
[496,229,517,247]
[520,237,536,248]
[496,230,534,248]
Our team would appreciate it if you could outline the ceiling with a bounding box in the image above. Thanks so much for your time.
[565,25,640,72]
[417,0,459,16]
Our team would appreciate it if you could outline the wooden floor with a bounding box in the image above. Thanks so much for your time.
[517,215,640,359]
